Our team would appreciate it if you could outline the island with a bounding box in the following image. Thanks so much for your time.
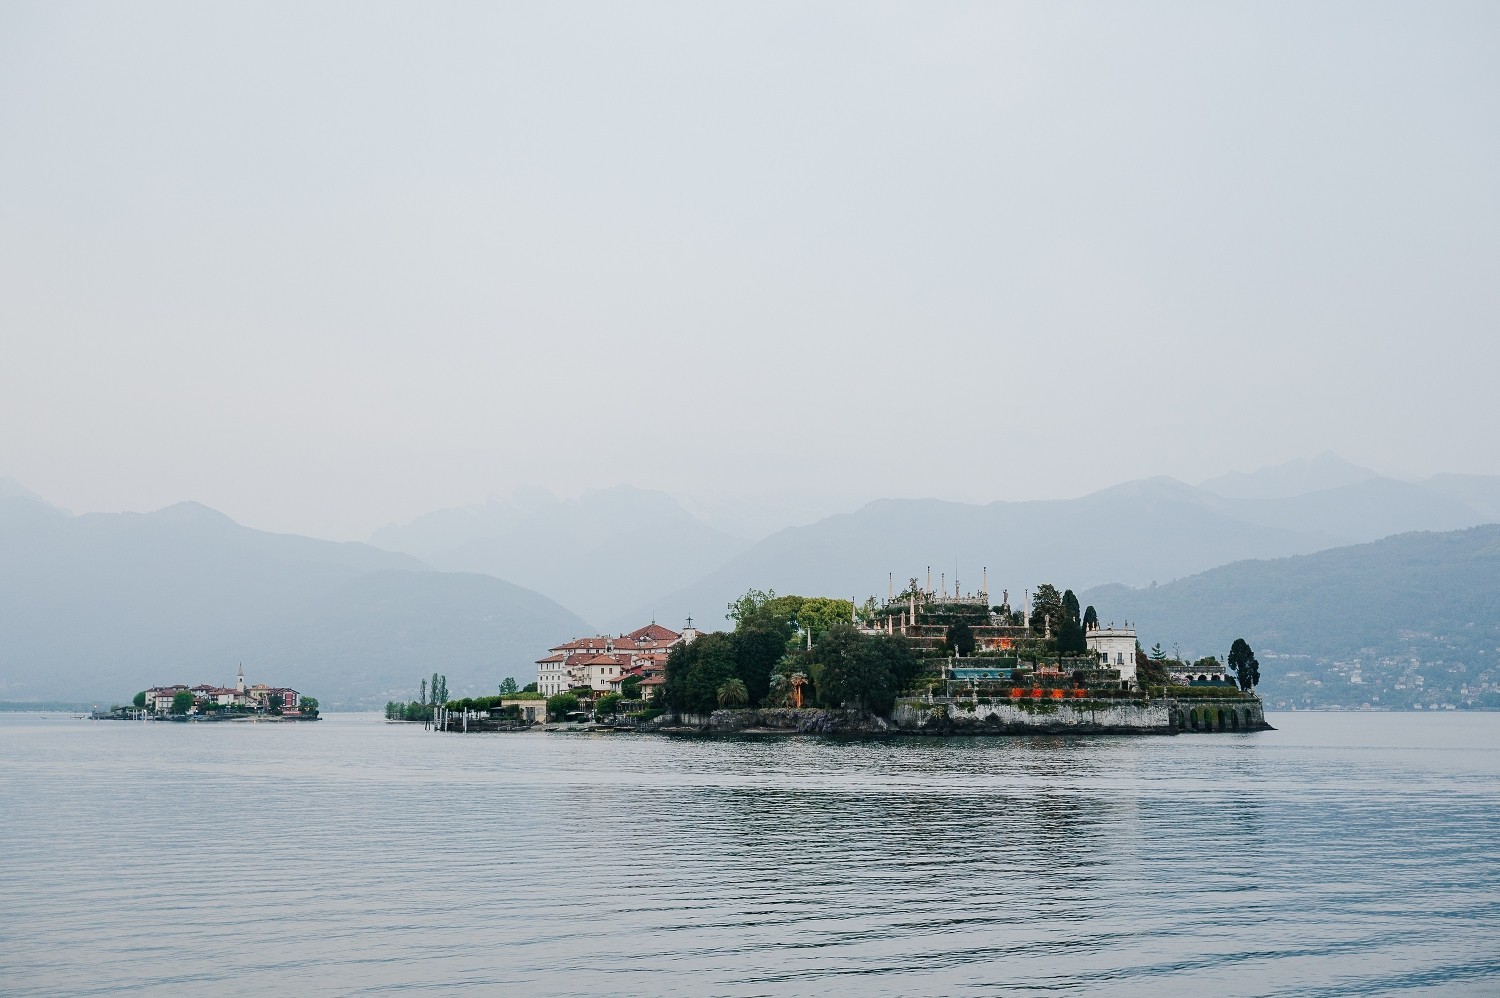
[98,665,320,721]
[431,575,1271,736]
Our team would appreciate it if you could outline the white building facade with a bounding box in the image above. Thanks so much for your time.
[1086,624,1138,688]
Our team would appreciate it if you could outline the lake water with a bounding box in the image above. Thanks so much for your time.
[2,712,1498,996]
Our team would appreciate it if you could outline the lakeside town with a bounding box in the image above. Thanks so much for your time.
[417,572,1268,736]
[98,665,319,721]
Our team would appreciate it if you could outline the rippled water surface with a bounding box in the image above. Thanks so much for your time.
[3,712,1499,996]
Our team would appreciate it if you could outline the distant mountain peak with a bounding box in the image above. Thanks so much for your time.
[1198,453,1382,500]
[148,501,237,525]
[0,476,51,505]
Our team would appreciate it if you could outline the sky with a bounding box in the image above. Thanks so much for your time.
[2,1,1498,541]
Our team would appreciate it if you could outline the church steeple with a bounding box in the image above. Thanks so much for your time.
[236,663,245,694]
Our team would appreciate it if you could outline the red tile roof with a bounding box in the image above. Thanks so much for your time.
[623,624,680,643]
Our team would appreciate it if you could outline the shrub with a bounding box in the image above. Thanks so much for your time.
[546,692,580,720]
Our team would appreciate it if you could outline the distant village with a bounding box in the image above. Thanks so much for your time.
[105,665,318,720]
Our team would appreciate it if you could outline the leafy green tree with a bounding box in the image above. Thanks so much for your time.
[419,678,427,705]
[132,691,147,709]
[811,625,918,715]
[521,682,538,693]
[945,621,975,657]
[1149,642,1167,662]
[1030,584,1063,633]
[299,696,319,717]
[728,590,852,636]
[620,676,641,700]
[730,623,791,706]
[811,624,881,711]
[547,692,580,719]
[1228,639,1261,691]
[170,691,194,715]
[267,693,285,715]
[594,692,623,717]
[663,632,738,714]
[498,677,519,695]
[1136,651,1169,689]
[717,678,749,708]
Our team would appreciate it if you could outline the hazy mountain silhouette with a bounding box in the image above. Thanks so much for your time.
[0,493,586,707]
[626,467,1500,632]
[1080,525,1500,707]
[1198,451,1384,499]
[370,485,747,626]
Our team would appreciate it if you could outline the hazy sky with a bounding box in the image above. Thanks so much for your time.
[3,2,1498,540]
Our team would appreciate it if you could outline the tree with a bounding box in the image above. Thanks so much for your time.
[811,625,918,716]
[730,623,790,707]
[717,678,749,708]
[498,677,519,695]
[729,590,852,637]
[1055,590,1087,655]
[1149,642,1167,662]
[1062,589,1081,626]
[132,691,147,709]
[945,621,975,657]
[1030,584,1063,633]
[595,692,623,717]
[662,632,738,714]
[419,678,427,705]
[546,692,579,720]
[1136,649,1168,689]
[435,676,448,704]
[1228,639,1261,691]
[521,682,538,693]
[170,690,194,715]
[1083,605,1098,630]
[267,693,285,715]
[300,697,319,718]
[620,676,641,700]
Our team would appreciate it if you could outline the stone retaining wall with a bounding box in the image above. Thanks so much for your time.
[643,697,1272,736]
[892,699,1175,735]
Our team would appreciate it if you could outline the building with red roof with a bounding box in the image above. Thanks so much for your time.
[536,619,700,697]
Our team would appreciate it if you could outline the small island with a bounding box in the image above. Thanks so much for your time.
[99,665,320,721]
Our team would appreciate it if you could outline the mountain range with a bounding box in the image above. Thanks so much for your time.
[1081,525,1500,710]
[3,454,1498,708]
[0,493,586,708]
[624,462,1500,633]
[368,486,747,626]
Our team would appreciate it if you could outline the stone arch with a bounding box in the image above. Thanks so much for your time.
[1218,708,1228,730]
[1228,709,1239,730]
